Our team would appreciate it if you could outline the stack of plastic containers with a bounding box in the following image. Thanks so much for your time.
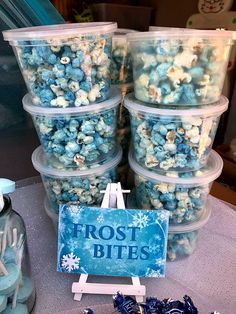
[3,22,123,225]
[125,29,234,260]
[111,28,137,187]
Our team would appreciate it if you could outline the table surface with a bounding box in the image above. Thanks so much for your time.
[11,178,236,314]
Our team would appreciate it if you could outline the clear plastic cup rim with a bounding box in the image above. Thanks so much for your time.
[23,88,121,116]
[127,189,211,233]
[124,93,228,117]
[3,22,117,42]
[127,29,235,42]
[129,149,223,186]
[32,145,122,178]
[113,28,138,40]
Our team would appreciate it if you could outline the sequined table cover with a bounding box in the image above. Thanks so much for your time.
[11,178,236,314]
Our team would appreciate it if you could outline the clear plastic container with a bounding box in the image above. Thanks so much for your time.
[125,93,228,172]
[23,90,120,169]
[111,28,137,85]
[128,149,222,224]
[127,189,211,261]
[3,22,117,107]
[127,29,234,105]
[167,205,211,261]
[32,145,122,213]
[0,187,35,313]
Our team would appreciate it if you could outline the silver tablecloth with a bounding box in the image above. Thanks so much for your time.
[11,179,236,314]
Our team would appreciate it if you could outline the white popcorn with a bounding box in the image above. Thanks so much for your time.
[167,65,192,87]
[160,158,175,170]
[75,90,89,106]
[155,183,169,194]
[149,85,162,103]
[145,155,159,168]
[142,54,157,69]
[176,191,189,201]
[185,126,199,138]
[137,73,149,88]
[50,84,64,96]
[174,50,198,68]
[150,199,163,209]
[60,56,70,64]
[163,143,177,152]
[50,96,69,108]
[190,135,200,144]
[68,81,80,92]
[88,85,101,102]
[39,124,52,135]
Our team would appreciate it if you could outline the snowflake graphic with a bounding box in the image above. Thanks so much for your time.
[148,243,161,253]
[61,252,80,272]
[145,268,162,278]
[97,215,104,224]
[130,212,149,229]
[156,211,169,222]
[155,258,165,267]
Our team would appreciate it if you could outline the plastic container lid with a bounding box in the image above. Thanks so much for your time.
[3,22,117,42]
[127,189,211,233]
[124,93,228,117]
[127,29,235,42]
[32,145,122,178]
[23,88,121,116]
[129,150,223,186]
[113,28,138,40]
[149,26,191,31]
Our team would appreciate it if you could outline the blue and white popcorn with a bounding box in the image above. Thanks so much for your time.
[42,169,117,213]
[125,93,228,172]
[167,230,199,261]
[134,176,208,224]
[32,146,122,213]
[129,150,222,225]
[3,23,117,107]
[127,30,233,105]
[24,93,120,168]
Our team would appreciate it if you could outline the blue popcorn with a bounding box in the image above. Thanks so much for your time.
[134,175,207,224]
[167,231,198,261]
[128,33,233,105]
[125,94,226,172]
[29,105,118,168]
[41,168,117,213]
[14,32,113,107]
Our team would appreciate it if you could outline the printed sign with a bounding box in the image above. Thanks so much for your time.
[57,205,169,278]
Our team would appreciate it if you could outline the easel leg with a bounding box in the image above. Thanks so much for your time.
[73,274,88,301]
[131,277,144,302]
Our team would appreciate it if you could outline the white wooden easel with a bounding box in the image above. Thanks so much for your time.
[71,183,146,302]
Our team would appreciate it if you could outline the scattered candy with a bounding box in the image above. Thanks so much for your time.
[3,23,118,107]
[125,93,227,172]
[128,30,233,105]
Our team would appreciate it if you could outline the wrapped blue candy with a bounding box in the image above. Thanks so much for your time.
[24,90,120,169]
[127,30,234,105]
[3,23,117,107]
[32,146,122,213]
[129,150,222,224]
[125,93,228,173]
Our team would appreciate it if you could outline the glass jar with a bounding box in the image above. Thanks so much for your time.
[0,196,35,313]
